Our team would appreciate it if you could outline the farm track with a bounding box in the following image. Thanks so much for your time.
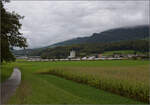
[0,68,21,104]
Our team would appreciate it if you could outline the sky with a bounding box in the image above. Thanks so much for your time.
[5,1,149,49]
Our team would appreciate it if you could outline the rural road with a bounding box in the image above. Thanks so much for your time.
[0,68,21,104]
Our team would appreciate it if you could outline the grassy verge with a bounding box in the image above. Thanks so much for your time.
[0,63,14,83]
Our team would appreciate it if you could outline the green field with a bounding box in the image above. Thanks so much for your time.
[1,60,149,104]
[102,50,147,56]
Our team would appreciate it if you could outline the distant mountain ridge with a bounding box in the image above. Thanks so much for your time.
[13,25,149,56]
[47,25,149,48]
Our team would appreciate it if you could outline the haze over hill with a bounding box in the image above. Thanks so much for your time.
[49,25,149,48]
[13,25,149,56]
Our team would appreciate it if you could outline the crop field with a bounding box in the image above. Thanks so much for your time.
[37,60,149,103]
[1,60,149,104]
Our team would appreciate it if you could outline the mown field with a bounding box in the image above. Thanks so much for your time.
[1,60,149,104]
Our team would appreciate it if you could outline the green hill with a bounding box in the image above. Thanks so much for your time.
[48,25,149,47]
[12,25,149,56]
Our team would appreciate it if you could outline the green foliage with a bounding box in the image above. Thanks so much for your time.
[0,0,27,62]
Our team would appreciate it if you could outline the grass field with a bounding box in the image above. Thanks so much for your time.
[1,60,149,104]
[102,50,147,56]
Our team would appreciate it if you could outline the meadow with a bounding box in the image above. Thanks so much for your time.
[0,60,149,104]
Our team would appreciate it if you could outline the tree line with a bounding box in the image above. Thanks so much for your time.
[40,39,149,59]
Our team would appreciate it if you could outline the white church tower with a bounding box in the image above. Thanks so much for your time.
[68,50,76,58]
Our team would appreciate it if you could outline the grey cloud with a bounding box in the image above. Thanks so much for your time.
[5,1,149,49]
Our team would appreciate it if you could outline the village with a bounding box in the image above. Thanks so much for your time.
[16,50,147,62]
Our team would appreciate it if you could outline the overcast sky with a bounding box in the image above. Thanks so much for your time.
[5,1,149,49]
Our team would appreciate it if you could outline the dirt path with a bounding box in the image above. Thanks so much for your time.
[0,68,21,104]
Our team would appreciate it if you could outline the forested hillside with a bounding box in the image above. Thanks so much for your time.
[12,25,149,57]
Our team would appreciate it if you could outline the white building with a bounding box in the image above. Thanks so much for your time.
[68,50,76,58]
[82,57,87,60]
[88,56,95,60]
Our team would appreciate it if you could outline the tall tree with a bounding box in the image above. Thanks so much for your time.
[0,0,27,62]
